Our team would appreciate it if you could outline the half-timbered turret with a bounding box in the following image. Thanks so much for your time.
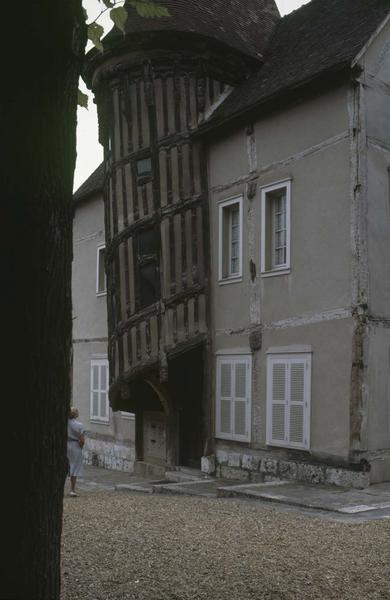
[85,0,280,472]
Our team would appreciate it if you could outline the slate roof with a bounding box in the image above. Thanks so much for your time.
[73,162,104,203]
[102,0,280,60]
[204,0,390,130]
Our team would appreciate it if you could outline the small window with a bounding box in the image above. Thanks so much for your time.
[261,180,291,274]
[216,355,251,442]
[218,197,243,282]
[90,359,110,423]
[134,228,160,310]
[266,353,311,449]
[96,245,106,295]
[136,157,152,179]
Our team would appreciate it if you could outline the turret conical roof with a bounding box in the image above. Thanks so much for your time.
[104,0,280,60]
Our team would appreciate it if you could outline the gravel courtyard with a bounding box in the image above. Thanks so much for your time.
[61,491,390,600]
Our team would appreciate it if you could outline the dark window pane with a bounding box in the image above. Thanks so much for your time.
[134,227,160,309]
[137,229,157,256]
[136,157,152,178]
[139,263,159,307]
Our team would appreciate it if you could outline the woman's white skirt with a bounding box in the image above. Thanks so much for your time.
[67,441,83,476]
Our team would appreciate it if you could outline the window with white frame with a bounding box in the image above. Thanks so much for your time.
[90,359,109,422]
[261,180,291,274]
[266,353,311,449]
[216,354,251,442]
[96,245,106,295]
[218,196,243,282]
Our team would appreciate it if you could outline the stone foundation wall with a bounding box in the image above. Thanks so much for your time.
[201,450,370,489]
[83,438,135,472]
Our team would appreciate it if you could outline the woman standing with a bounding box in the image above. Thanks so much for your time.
[67,407,86,497]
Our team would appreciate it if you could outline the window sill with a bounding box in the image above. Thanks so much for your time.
[216,433,251,443]
[261,268,290,279]
[218,276,243,286]
[137,176,152,186]
[90,418,110,425]
[266,442,309,451]
[96,291,107,297]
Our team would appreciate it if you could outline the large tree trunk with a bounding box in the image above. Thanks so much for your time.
[1,2,86,598]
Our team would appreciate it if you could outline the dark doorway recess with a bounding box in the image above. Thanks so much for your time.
[169,345,204,469]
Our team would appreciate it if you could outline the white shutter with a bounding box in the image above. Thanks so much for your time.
[218,361,232,436]
[267,354,311,449]
[90,359,110,422]
[92,392,99,418]
[216,356,251,441]
[100,364,108,419]
[92,365,99,389]
[288,361,305,446]
[268,361,287,444]
[233,362,248,438]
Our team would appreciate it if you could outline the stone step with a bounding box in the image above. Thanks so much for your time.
[164,466,210,483]
[133,461,166,479]
[133,461,209,482]
[115,480,167,494]
[152,478,241,497]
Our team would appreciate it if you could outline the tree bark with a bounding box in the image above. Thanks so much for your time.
[0,2,86,598]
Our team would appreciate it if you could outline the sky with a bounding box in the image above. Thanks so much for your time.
[74,0,310,191]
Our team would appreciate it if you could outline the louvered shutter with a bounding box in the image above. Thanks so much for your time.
[91,364,100,419]
[233,361,248,439]
[267,354,311,449]
[288,361,305,447]
[268,361,287,444]
[218,361,232,436]
[100,363,108,419]
[90,359,110,422]
[216,356,251,441]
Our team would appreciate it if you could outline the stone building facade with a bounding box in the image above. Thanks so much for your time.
[81,0,390,486]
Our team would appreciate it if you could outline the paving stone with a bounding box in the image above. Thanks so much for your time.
[75,465,390,521]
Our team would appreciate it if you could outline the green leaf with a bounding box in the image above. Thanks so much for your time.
[127,0,169,18]
[78,89,89,109]
[102,0,114,7]
[87,22,105,51]
[110,6,128,33]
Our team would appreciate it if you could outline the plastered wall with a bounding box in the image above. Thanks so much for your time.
[358,19,390,465]
[72,193,135,467]
[208,84,354,461]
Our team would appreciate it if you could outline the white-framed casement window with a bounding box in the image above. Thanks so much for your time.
[260,180,291,275]
[218,196,243,282]
[96,244,106,295]
[216,354,251,442]
[90,359,109,423]
[266,352,311,449]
